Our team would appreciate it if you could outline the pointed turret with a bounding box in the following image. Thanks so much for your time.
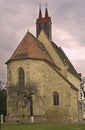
[39,4,42,19]
[36,4,52,41]
[45,3,49,18]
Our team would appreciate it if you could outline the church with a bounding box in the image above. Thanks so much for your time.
[6,6,82,123]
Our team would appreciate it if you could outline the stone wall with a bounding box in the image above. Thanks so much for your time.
[38,31,81,103]
[7,59,79,122]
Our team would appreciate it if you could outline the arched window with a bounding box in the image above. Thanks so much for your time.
[18,68,25,87]
[53,92,59,105]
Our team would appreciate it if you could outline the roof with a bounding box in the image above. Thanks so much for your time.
[6,31,54,64]
[6,30,80,90]
[36,17,51,24]
[36,7,51,24]
[51,41,80,78]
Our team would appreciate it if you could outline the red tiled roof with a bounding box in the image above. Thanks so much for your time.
[36,17,51,24]
[36,6,51,24]
[6,31,54,64]
[45,7,49,18]
[39,8,42,19]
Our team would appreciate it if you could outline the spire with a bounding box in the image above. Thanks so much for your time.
[45,3,49,18]
[36,4,52,41]
[38,4,42,19]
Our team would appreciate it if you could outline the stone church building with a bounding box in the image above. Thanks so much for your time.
[6,6,82,123]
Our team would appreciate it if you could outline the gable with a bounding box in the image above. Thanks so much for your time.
[38,30,80,79]
[51,41,80,79]
[6,31,54,65]
[38,30,65,69]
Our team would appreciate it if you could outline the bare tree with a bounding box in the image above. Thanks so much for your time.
[8,80,38,116]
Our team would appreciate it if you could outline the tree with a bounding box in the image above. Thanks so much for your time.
[0,81,7,122]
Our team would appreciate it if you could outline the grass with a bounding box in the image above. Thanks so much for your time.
[1,123,85,130]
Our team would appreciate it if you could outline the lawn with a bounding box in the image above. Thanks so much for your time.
[1,123,85,130]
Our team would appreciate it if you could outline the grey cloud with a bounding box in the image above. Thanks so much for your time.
[74,59,85,75]
[49,0,85,48]
[50,0,85,76]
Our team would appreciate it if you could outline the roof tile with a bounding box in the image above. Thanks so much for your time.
[6,31,54,64]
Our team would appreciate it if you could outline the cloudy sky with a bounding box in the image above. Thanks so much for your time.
[0,0,85,82]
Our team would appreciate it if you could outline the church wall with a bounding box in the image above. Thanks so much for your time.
[38,32,81,97]
[70,88,78,121]
[38,32,66,71]
[38,31,74,81]
[38,32,81,121]
[7,59,78,122]
[67,71,81,102]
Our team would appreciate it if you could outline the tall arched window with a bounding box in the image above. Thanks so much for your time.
[53,92,59,105]
[18,68,25,87]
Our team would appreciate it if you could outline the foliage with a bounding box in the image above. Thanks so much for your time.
[1,123,85,130]
[0,89,7,116]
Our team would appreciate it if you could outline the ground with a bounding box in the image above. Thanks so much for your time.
[1,123,85,130]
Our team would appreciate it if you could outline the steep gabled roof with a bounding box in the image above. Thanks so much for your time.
[6,31,54,64]
[36,6,51,24]
[51,41,80,78]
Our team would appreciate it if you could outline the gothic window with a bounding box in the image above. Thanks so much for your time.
[53,92,59,105]
[18,68,25,87]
